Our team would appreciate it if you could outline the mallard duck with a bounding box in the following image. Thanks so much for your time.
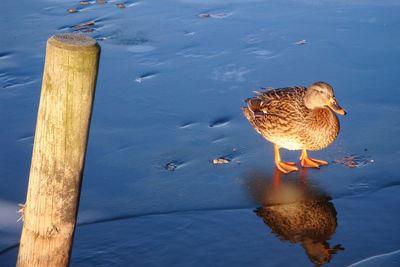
[242,82,346,173]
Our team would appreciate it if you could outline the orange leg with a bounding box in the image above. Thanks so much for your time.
[299,149,328,168]
[274,144,298,173]
[273,168,281,190]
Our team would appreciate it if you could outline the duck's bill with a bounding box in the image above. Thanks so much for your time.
[328,97,347,115]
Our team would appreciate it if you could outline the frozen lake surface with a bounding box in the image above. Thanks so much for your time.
[1,0,400,266]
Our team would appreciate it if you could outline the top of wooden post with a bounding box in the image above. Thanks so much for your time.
[48,33,99,52]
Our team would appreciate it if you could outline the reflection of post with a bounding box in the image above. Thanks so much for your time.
[17,34,100,267]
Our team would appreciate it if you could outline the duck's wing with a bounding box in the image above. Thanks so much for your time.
[248,86,307,117]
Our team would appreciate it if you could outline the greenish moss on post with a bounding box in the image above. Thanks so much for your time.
[17,34,100,267]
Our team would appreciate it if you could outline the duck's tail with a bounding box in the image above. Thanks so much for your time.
[242,97,264,119]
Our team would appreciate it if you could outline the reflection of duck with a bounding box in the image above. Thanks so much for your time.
[242,82,346,173]
[250,169,344,265]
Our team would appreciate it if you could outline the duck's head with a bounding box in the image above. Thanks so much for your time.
[304,82,347,115]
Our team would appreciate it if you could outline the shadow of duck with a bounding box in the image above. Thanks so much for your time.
[249,169,344,266]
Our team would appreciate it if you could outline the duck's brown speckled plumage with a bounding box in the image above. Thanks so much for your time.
[242,86,340,151]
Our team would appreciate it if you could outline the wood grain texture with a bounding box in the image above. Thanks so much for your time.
[17,34,100,267]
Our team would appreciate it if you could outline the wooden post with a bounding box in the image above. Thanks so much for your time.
[17,34,100,267]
